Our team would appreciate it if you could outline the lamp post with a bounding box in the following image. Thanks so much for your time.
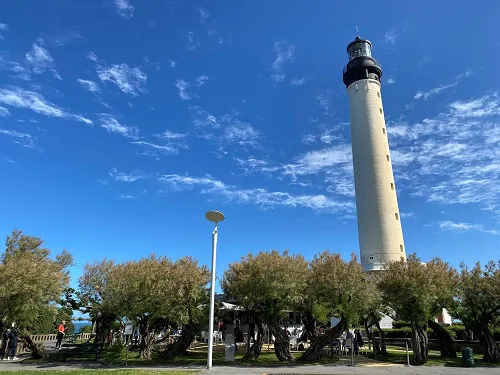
[205,210,225,370]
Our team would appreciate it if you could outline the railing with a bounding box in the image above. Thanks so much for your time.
[343,57,381,75]
[18,333,92,354]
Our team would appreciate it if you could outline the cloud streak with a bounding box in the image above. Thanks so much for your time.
[97,63,147,96]
[439,221,499,235]
[158,173,353,213]
[175,75,208,100]
[114,0,134,19]
[0,87,92,124]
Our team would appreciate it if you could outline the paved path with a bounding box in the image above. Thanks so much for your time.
[0,360,497,374]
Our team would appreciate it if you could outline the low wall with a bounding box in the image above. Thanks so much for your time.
[18,333,92,355]
[380,338,500,355]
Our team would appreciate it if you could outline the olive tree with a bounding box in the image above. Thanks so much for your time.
[222,250,308,361]
[455,261,500,363]
[300,252,371,361]
[0,229,73,358]
[378,254,457,365]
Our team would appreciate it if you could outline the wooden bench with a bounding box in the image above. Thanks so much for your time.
[59,343,102,362]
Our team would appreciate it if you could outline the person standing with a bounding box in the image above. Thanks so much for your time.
[7,327,19,360]
[55,321,65,350]
[0,327,9,360]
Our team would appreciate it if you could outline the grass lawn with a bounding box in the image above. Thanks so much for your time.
[0,371,198,375]
[365,345,500,367]
[25,343,338,367]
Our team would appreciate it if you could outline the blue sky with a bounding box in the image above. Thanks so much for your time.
[1,1,499,292]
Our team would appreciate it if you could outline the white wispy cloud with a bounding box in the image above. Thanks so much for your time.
[197,7,210,24]
[99,114,139,139]
[158,173,353,212]
[77,78,101,94]
[155,130,188,140]
[0,56,31,81]
[169,60,177,68]
[386,78,396,85]
[131,140,187,157]
[384,28,402,45]
[414,70,472,100]
[0,128,39,150]
[175,75,208,100]
[302,128,341,145]
[439,221,499,235]
[222,121,260,147]
[109,167,143,182]
[316,90,335,115]
[187,31,200,51]
[87,52,98,62]
[283,145,352,178]
[114,0,134,19]
[270,40,295,83]
[387,92,500,216]
[400,212,415,219]
[0,106,9,117]
[234,157,278,175]
[25,41,61,79]
[189,106,219,128]
[414,82,457,100]
[0,23,9,40]
[290,77,308,86]
[0,87,92,124]
[272,40,295,71]
[97,63,147,96]
[118,194,137,199]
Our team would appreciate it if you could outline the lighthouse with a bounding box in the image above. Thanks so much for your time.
[343,36,406,271]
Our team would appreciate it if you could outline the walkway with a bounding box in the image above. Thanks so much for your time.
[0,358,497,375]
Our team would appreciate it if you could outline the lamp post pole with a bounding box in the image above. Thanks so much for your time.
[205,210,225,370]
[207,224,218,369]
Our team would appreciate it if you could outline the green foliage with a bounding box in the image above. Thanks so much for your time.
[221,250,308,324]
[392,320,411,329]
[309,251,375,323]
[0,229,73,330]
[378,254,458,325]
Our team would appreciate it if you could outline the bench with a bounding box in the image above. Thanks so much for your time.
[59,343,102,361]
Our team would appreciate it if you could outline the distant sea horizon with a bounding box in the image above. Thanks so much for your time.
[73,321,91,333]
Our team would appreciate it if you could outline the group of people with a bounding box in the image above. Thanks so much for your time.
[0,324,19,361]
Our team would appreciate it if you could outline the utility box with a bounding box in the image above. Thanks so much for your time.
[225,334,235,361]
[461,347,474,367]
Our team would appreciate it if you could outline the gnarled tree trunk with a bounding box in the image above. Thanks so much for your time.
[138,329,156,360]
[479,321,500,363]
[427,319,456,357]
[161,322,198,360]
[298,312,316,343]
[93,313,115,347]
[374,320,388,356]
[411,321,428,365]
[21,335,46,359]
[243,322,264,360]
[268,323,293,362]
[300,317,347,361]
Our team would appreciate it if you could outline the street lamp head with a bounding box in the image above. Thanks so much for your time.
[205,210,225,223]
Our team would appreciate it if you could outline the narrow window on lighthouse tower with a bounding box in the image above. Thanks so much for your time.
[390,183,394,190]
[395,213,399,220]
[386,154,390,161]
[379,108,383,114]
[377,91,380,98]
[400,245,404,252]
[382,128,386,134]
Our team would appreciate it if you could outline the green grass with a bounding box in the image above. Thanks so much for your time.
[0,371,198,375]
[365,345,500,367]
[25,343,338,367]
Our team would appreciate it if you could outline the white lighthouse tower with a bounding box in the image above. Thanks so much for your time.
[343,36,406,271]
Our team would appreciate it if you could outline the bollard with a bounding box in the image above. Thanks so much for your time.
[405,339,412,367]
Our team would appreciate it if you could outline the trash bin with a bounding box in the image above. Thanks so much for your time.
[461,347,474,367]
[225,334,235,361]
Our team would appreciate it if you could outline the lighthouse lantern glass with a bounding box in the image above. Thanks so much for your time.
[348,41,372,61]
